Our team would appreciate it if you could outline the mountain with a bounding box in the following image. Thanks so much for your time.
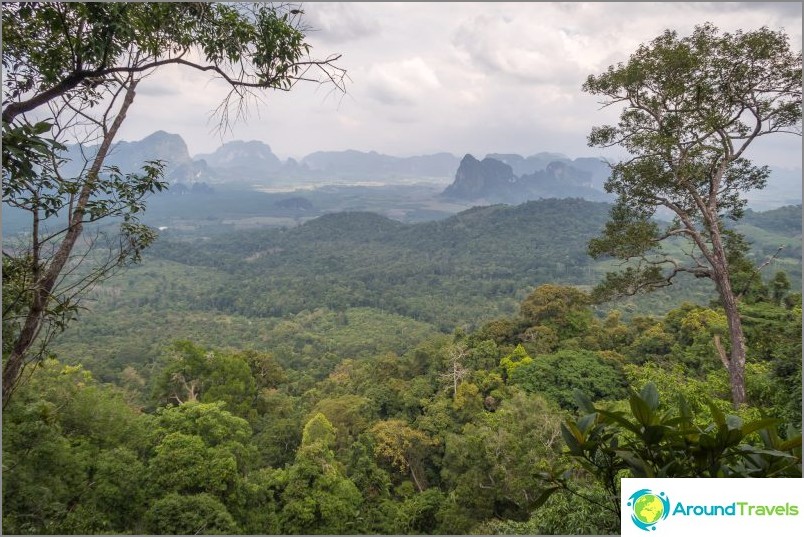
[299,150,459,180]
[442,153,611,203]
[486,152,570,177]
[60,130,218,184]
[195,140,283,181]
[96,199,802,336]
[442,154,516,199]
[54,131,799,209]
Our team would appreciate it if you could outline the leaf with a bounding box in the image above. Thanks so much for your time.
[740,418,779,437]
[577,413,597,434]
[560,422,583,454]
[573,389,596,414]
[531,486,562,509]
[629,391,653,427]
[616,450,654,478]
[707,401,726,431]
[597,409,642,436]
[640,382,660,411]
[642,425,666,446]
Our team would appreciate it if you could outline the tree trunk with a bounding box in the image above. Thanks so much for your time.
[709,228,748,408]
[720,280,748,407]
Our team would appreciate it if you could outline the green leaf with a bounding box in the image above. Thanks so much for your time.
[640,382,660,411]
[573,389,596,414]
[642,425,666,446]
[707,401,726,430]
[629,391,653,427]
[560,422,583,454]
[740,418,779,438]
[531,486,562,509]
[597,409,642,435]
[616,450,654,478]
[577,413,597,434]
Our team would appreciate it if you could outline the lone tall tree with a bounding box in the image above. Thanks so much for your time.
[584,24,801,407]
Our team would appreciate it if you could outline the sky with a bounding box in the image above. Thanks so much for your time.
[118,2,803,169]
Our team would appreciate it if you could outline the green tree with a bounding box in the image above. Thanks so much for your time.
[1,359,148,534]
[440,390,563,529]
[770,271,791,305]
[371,419,437,493]
[311,395,375,453]
[584,24,801,406]
[144,492,239,535]
[2,2,346,406]
[499,343,534,379]
[151,341,258,419]
[279,413,363,534]
[510,350,627,410]
[520,284,593,342]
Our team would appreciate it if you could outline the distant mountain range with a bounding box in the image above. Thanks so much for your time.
[60,131,801,209]
[64,131,463,185]
[442,153,613,204]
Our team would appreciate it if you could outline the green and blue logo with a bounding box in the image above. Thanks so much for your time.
[628,489,671,531]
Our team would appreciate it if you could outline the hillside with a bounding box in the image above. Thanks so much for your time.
[139,199,613,326]
[50,200,801,383]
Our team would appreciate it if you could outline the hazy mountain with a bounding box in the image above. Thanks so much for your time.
[195,140,283,181]
[442,154,516,199]
[59,130,218,184]
[299,150,459,180]
[442,154,611,203]
[486,152,570,177]
[54,131,799,209]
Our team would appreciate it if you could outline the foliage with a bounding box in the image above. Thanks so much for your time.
[279,413,364,534]
[520,284,593,341]
[150,341,258,419]
[474,484,619,535]
[499,344,533,378]
[1,2,345,125]
[1,360,147,534]
[1,0,346,406]
[371,419,438,493]
[555,383,802,517]
[510,350,628,409]
[440,390,564,530]
[143,492,239,535]
[584,23,802,406]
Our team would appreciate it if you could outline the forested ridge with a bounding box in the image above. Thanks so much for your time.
[4,199,802,534]
[3,10,801,535]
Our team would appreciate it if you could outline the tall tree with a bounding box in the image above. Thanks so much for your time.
[2,2,346,406]
[583,23,801,407]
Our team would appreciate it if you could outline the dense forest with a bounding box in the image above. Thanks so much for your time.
[3,199,802,534]
[2,5,802,535]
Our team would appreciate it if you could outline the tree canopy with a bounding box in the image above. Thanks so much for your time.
[1,2,346,406]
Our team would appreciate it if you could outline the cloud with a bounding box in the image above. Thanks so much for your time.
[112,3,801,170]
[364,57,441,105]
[137,82,180,97]
[452,12,591,87]
[303,3,380,43]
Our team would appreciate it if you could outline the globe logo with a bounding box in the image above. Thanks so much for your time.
[627,489,670,531]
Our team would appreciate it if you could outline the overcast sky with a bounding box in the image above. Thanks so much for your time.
[118,2,803,168]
